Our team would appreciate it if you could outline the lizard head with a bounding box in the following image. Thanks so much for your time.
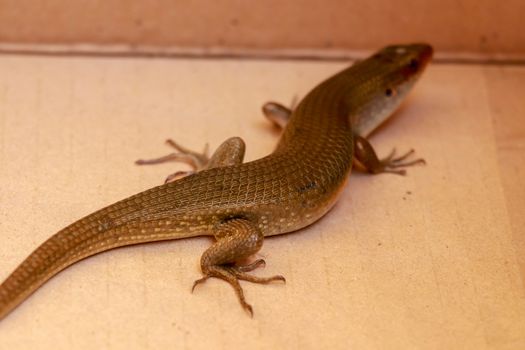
[375,43,433,82]
[350,43,433,136]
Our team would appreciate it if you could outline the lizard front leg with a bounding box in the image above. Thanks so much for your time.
[262,101,294,128]
[262,101,425,175]
[192,218,285,316]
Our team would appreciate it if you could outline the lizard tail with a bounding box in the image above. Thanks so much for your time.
[0,195,195,321]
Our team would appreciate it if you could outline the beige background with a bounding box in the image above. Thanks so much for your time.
[0,0,524,60]
[0,53,524,349]
[1,1,525,348]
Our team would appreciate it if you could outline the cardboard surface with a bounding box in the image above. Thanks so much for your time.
[0,54,524,349]
[0,0,524,58]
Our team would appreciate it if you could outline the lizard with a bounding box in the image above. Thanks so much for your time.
[0,43,433,320]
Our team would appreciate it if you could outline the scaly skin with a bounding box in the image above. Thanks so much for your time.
[0,43,433,320]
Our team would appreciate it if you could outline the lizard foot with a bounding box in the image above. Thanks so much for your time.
[378,148,426,175]
[192,261,285,317]
[135,139,210,183]
[354,135,425,176]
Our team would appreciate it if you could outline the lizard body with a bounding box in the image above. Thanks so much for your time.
[0,43,432,319]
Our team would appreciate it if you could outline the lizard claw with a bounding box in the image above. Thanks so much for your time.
[379,148,426,175]
[192,263,285,316]
[191,276,210,293]
[235,259,266,272]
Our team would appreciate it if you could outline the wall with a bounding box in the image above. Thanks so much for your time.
[0,0,523,60]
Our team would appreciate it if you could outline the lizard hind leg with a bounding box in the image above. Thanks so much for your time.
[192,218,285,317]
[136,136,246,183]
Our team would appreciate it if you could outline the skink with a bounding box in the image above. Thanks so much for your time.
[0,43,433,319]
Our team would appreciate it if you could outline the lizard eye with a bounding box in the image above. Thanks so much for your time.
[385,88,394,97]
[408,59,419,70]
